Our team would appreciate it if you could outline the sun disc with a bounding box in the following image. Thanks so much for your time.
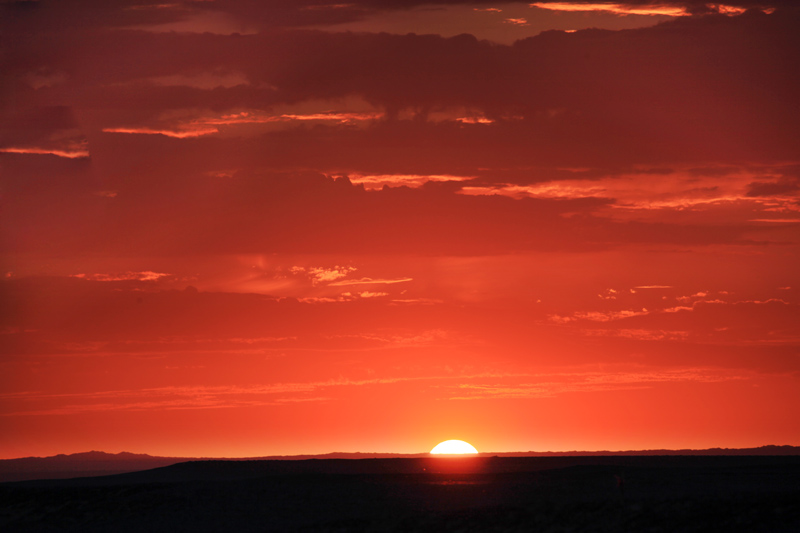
[430,440,478,454]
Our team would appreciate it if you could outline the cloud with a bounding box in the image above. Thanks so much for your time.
[357,291,388,298]
[146,70,250,89]
[449,367,747,400]
[0,372,515,416]
[0,0,193,34]
[5,12,798,178]
[1,9,796,260]
[278,112,382,123]
[528,2,753,17]
[346,173,474,190]
[0,146,90,159]
[303,266,358,285]
[4,165,779,256]
[102,126,218,138]
[549,308,651,323]
[390,298,443,305]
[662,305,696,313]
[582,328,690,341]
[529,2,689,16]
[2,364,751,415]
[745,176,800,197]
[101,110,383,140]
[454,116,494,124]
[0,107,89,159]
[459,167,800,213]
[565,297,800,347]
[676,291,709,302]
[71,271,171,282]
[329,277,413,286]
[325,329,450,346]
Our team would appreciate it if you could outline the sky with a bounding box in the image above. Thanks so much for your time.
[1,0,798,459]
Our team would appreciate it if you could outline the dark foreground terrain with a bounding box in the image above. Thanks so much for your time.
[1,456,798,532]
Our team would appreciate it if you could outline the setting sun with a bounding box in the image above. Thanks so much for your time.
[430,440,479,454]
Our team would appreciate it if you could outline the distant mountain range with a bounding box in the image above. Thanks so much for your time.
[1,446,798,483]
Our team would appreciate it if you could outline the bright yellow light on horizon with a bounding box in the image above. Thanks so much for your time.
[430,440,479,454]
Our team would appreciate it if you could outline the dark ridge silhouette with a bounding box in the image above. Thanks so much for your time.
[3,445,798,483]
[0,451,192,483]
[6,454,800,487]
[1,456,799,532]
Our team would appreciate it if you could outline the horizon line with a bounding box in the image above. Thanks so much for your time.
[4,444,799,461]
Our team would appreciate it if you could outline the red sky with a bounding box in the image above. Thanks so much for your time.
[1,0,798,459]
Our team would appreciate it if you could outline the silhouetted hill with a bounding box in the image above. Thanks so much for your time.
[8,454,800,488]
[2,446,798,483]
[489,445,800,457]
[0,451,190,482]
[2,456,799,532]
[250,445,800,459]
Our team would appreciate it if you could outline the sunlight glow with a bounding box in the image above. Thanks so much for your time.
[430,440,479,454]
[530,2,690,17]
